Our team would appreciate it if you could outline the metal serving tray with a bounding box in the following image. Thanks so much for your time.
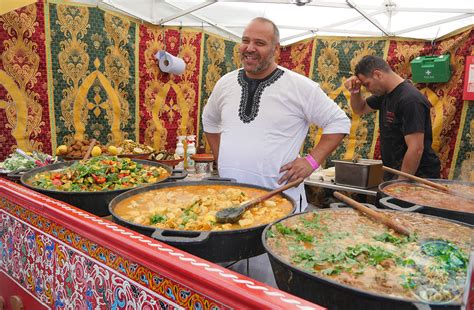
[332,159,383,189]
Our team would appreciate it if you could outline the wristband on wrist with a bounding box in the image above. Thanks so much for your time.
[304,154,320,170]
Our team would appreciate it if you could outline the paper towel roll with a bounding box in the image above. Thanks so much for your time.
[154,50,186,74]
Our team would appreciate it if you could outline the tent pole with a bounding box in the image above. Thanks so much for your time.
[163,0,242,41]
[157,1,217,25]
[346,0,391,36]
[394,13,473,36]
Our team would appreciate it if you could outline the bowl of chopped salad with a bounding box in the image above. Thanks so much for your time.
[0,151,57,183]
[20,155,186,216]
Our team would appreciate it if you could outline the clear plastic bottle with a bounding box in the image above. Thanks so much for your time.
[186,135,196,172]
[175,137,185,169]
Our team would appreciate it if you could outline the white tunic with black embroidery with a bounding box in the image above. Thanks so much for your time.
[202,66,350,209]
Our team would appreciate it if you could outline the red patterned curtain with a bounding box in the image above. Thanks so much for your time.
[0,0,51,159]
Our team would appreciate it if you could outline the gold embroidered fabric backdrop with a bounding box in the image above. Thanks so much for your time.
[307,38,387,165]
[0,1,51,159]
[47,3,138,148]
[139,26,202,151]
[387,30,474,179]
[0,0,472,180]
[197,34,240,149]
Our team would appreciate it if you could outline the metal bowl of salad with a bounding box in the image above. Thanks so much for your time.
[20,155,186,216]
[0,151,56,183]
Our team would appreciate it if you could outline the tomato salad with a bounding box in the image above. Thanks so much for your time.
[29,156,169,192]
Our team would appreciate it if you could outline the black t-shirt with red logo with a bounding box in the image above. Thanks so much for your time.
[366,80,440,180]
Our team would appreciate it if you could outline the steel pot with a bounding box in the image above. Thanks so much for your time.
[109,180,296,263]
[263,206,472,310]
[378,179,473,225]
[20,159,187,217]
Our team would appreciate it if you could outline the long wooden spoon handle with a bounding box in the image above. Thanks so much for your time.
[83,139,97,161]
[382,166,448,192]
[246,178,302,206]
[333,191,411,236]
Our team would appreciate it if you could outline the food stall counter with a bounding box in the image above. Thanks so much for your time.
[0,178,323,309]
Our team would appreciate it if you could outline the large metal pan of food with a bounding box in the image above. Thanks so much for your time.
[378,179,474,224]
[20,156,187,216]
[109,180,296,263]
[263,206,472,310]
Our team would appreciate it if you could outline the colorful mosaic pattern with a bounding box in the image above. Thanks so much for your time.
[307,38,387,165]
[0,198,226,309]
[0,1,51,159]
[47,3,138,147]
[197,34,240,150]
[139,26,202,151]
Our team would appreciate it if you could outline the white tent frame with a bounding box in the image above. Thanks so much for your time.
[98,0,474,44]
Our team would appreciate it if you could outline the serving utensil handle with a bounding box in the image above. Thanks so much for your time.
[243,178,303,209]
[382,166,449,192]
[16,149,45,167]
[82,139,96,161]
[333,191,411,236]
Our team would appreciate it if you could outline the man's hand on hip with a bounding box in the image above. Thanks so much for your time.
[278,158,313,185]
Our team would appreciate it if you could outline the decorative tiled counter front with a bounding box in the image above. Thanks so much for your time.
[0,178,323,309]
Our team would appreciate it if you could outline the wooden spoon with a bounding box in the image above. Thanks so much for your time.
[333,191,411,236]
[215,178,302,224]
[82,139,97,161]
[383,166,474,201]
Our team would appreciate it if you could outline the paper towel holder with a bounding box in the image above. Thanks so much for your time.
[154,50,186,74]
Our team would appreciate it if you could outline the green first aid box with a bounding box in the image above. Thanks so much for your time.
[410,55,451,83]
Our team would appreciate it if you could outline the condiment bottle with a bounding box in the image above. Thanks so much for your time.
[175,137,185,169]
[186,135,196,172]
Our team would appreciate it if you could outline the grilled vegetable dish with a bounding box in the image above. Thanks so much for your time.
[27,156,169,192]
[114,185,293,231]
[266,209,472,303]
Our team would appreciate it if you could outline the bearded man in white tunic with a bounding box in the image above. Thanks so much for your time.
[202,17,350,211]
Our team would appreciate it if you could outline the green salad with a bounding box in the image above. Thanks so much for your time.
[0,152,55,173]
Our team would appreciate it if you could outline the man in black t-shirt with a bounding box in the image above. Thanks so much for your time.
[344,55,440,180]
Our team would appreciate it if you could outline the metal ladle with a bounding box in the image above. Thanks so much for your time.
[215,178,302,224]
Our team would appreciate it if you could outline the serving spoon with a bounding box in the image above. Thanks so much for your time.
[82,139,97,161]
[333,191,411,236]
[16,149,46,167]
[383,166,474,201]
[215,178,302,224]
[332,191,466,300]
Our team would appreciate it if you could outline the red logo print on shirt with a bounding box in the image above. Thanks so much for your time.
[386,111,395,123]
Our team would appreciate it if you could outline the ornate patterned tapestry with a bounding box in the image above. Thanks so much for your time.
[47,3,137,148]
[278,38,314,77]
[307,38,387,165]
[445,28,474,180]
[451,97,474,181]
[198,34,240,150]
[139,26,202,151]
[388,28,474,178]
[0,1,51,159]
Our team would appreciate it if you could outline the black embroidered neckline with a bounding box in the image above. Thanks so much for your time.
[237,68,284,124]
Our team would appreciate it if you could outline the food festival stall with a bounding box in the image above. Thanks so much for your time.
[1,0,474,309]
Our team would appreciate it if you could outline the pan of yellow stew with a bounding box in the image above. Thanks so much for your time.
[263,207,473,310]
[109,180,295,262]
